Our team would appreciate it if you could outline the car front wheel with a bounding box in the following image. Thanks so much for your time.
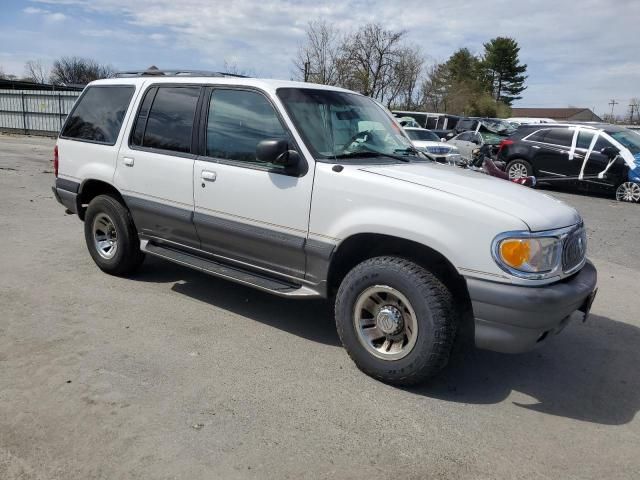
[335,256,457,386]
[616,181,640,203]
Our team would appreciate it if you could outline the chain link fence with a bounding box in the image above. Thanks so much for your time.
[0,89,81,136]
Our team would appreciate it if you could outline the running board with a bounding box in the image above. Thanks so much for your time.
[141,241,320,297]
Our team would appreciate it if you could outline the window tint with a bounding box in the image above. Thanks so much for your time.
[457,132,471,141]
[206,89,288,165]
[544,128,574,147]
[577,130,613,151]
[142,86,200,153]
[526,128,549,142]
[130,87,156,147]
[62,86,134,144]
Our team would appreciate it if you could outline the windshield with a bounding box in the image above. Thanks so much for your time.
[277,88,414,160]
[405,129,440,142]
[608,130,640,155]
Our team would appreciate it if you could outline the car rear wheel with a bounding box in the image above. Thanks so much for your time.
[84,195,145,275]
[335,256,457,386]
[506,159,533,179]
[615,181,640,203]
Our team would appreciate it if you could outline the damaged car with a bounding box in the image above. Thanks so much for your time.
[498,123,640,202]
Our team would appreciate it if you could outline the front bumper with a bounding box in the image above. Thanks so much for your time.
[466,261,597,353]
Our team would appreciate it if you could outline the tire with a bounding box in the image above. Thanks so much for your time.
[84,195,145,276]
[335,256,457,386]
[506,159,533,180]
[615,181,640,203]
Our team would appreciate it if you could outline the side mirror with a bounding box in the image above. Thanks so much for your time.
[256,139,304,175]
[256,139,297,166]
[600,146,620,159]
[440,138,446,142]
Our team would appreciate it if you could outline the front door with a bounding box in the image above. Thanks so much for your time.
[575,129,621,189]
[115,85,202,247]
[193,88,314,279]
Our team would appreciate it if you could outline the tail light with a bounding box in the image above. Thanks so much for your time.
[53,144,59,177]
[498,139,514,154]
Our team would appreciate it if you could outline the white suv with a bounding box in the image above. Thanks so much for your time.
[52,72,597,385]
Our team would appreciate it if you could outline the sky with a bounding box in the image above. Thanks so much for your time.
[1,0,639,118]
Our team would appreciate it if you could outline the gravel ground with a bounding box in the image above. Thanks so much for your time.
[1,134,638,480]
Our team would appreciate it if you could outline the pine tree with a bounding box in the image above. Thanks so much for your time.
[482,37,527,105]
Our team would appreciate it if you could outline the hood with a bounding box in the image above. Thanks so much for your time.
[360,162,581,232]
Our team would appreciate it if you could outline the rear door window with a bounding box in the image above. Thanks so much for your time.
[61,86,134,145]
[544,129,574,147]
[139,86,201,154]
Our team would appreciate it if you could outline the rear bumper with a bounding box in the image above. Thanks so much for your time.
[52,178,79,214]
[466,261,597,353]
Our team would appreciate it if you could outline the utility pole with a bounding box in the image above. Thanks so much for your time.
[303,61,310,82]
[609,99,618,122]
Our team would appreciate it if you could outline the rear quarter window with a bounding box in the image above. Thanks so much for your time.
[61,86,135,145]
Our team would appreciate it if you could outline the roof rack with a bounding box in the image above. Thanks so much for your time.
[115,69,249,78]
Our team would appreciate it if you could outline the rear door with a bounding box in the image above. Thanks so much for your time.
[114,84,202,247]
[192,87,313,279]
[534,128,578,177]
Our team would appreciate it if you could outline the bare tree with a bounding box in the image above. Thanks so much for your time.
[343,24,406,101]
[50,56,116,85]
[293,21,342,84]
[24,60,49,84]
[222,60,254,77]
[419,63,450,112]
[385,46,424,109]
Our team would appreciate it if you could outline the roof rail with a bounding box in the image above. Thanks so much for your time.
[115,69,249,78]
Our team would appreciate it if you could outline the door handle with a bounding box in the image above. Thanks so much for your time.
[123,157,135,167]
[201,170,217,182]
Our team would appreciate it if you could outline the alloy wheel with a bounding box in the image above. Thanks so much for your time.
[508,162,528,179]
[353,285,419,361]
[92,213,118,259]
[616,182,640,202]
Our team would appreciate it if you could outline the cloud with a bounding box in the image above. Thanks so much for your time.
[21,0,640,115]
[46,12,67,22]
[22,5,67,22]
[23,7,47,14]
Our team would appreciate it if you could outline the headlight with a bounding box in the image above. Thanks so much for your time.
[492,232,564,279]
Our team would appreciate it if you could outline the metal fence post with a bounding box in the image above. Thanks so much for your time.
[21,92,27,135]
[58,93,63,131]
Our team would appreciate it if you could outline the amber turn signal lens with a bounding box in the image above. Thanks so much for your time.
[499,239,531,268]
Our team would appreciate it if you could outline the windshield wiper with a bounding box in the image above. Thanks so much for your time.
[334,150,411,162]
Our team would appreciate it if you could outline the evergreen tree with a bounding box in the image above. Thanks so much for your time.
[482,37,527,105]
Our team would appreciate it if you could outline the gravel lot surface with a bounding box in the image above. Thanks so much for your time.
[1,134,638,479]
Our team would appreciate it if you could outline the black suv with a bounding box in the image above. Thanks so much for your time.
[498,123,640,202]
